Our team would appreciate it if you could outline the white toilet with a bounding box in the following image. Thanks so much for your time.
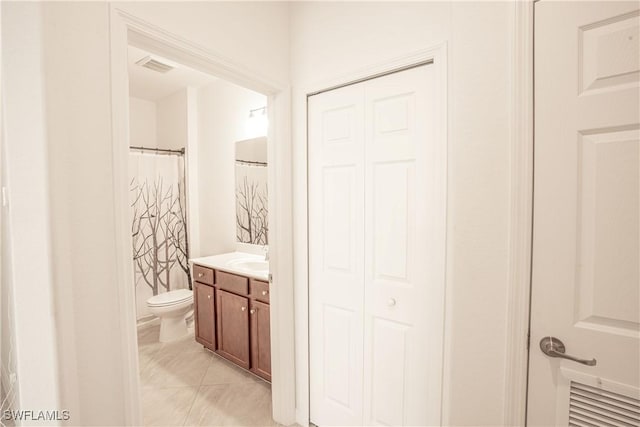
[146,289,194,343]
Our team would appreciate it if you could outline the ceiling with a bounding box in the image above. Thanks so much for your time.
[128,45,216,101]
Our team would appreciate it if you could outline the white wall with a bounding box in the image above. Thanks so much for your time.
[197,79,267,257]
[130,90,189,151]
[290,2,511,426]
[42,2,127,424]
[3,2,290,425]
[1,2,60,420]
[129,97,157,148]
[0,3,21,415]
[157,88,188,151]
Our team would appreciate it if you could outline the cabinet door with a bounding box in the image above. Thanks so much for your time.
[216,290,250,369]
[250,300,271,381]
[194,282,215,350]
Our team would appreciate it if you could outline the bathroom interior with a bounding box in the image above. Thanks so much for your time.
[127,44,274,426]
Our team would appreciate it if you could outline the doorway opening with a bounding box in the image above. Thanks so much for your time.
[127,43,274,425]
[109,8,295,426]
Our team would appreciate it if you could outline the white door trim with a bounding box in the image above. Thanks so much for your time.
[293,43,448,426]
[108,7,295,425]
[503,1,535,426]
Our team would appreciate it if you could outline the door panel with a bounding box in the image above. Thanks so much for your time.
[215,289,250,369]
[363,66,435,426]
[309,64,444,426]
[309,84,365,426]
[250,300,271,381]
[529,2,640,425]
[369,317,409,426]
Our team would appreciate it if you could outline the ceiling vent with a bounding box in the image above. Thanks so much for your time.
[135,56,174,74]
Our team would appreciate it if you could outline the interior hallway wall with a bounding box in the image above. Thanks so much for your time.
[197,79,267,257]
[290,2,511,425]
[1,1,60,416]
[17,2,290,425]
[5,1,515,425]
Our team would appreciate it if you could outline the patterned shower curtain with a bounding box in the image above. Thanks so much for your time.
[129,152,190,320]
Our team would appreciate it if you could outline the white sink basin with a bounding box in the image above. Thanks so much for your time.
[226,258,269,274]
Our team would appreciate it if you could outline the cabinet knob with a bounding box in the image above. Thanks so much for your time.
[241,306,246,312]
[198,273,204,278]
[207,295,211,299]
[262,290,268,296]
[387,298,396,307]
[250,309,256,314]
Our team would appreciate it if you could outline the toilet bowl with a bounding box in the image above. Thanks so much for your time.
[146,289,194,342]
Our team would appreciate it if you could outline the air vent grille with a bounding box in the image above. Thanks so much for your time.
[135,56,174,74]
[569,381,640,427]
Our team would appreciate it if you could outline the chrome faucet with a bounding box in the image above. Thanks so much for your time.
[263,245,269,261]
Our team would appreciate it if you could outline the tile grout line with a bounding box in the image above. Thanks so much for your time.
[181,348,213,426]
[181,386,201,427]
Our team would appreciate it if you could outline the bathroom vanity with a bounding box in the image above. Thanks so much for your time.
[190,252,271,382]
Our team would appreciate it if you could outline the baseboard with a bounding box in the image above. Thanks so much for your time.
[136,316,160,330]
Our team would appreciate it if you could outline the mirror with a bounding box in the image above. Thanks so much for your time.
[235,137,268,245]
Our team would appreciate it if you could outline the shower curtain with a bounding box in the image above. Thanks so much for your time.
[129,152,189,320]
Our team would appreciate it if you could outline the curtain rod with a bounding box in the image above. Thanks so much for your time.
[235,159,267,166]
[130,146,185,155]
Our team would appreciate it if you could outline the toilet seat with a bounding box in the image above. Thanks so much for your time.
[147,289,193,307]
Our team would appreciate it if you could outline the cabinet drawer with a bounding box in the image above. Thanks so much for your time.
[216,270,249,296]
[193,265,214,285]
[250,279,270,304]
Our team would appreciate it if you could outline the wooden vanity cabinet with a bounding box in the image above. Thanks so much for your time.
[216,289,251,369]
[192,263,271,381]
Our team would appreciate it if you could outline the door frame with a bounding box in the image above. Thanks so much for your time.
[108,7,295,425]
[504,1,535,426]
[293,43,449,426]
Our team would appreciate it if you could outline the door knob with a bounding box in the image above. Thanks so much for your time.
[539,337,596,366]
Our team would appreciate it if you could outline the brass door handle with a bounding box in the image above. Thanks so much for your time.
[539,337,596,366]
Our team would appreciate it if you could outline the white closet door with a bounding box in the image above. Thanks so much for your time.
[362,65,439,426]
[309,84,366,426]
[309,64,442,426]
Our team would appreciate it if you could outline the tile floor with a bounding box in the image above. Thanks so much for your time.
[137,325,277,427]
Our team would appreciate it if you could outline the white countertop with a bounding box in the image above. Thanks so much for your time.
[190,251,269,281]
